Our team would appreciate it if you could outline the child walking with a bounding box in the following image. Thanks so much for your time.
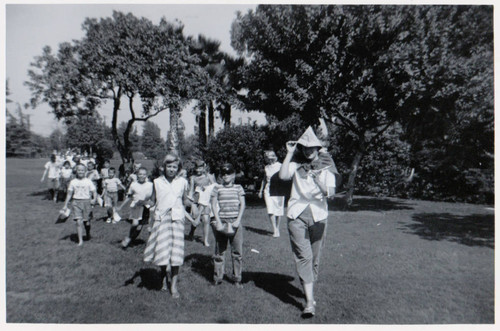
[258,150,285,237]
[119,167,154,249]
[188,160,216,246]
[59,160,74,201]
[41,154,61,202]
[62,164,97,246]
[102,167,126,223]
[143,154,190,298]
[210,163,246,288]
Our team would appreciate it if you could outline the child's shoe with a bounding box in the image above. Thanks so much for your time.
[106,218,112,223]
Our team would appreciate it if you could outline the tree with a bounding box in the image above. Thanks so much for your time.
[231,5,493,205]
[141,121,165,159]
[26,11,208,162]
[49,128,66,151]
[64,115,106,152]
[205,125,267,185]
[189,35,245,148]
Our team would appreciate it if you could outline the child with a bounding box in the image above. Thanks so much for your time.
[41,154,61,202]
[102,167,126,223]
[279,126,338,318]
[258,150,285,237]
[59,161,74,200]
[143,154,191,298]
[86,162,100,190]
[118,167,154,249]
[62,164,97,246]
[99,159,111,194]
[188,160,216,246]
[210,163,246,288]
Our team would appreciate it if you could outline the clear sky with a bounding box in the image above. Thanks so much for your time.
[5,3,265,138]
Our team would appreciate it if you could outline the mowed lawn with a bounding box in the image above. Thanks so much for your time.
[5,158,494,324]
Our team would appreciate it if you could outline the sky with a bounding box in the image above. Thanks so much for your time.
[5,2,266,138]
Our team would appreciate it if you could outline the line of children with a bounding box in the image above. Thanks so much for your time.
[40,154,61,202]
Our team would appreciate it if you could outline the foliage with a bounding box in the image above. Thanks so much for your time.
[231,5,493,204]
[26,11,209,161]
[140,121,166,160]
[204,125,267,184]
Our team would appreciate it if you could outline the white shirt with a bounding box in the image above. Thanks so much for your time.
[60,168,73,180]
[264,162,282,195]
[153,176,188,221]
[45,161,60,179]
[128,181,153,203]
[68,178,96,200]
[282,162,336,222]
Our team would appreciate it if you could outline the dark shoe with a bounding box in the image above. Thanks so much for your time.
[301,302,316,318]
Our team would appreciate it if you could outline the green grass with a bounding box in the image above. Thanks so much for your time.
[6,158,494,323]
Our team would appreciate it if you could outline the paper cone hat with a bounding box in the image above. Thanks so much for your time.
[296,126,323,148]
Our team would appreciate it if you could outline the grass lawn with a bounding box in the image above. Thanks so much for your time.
[5,158,495,324]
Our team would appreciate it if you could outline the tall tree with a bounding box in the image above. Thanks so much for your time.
[141,121,165,159]
[26,11,206,161]
[231,5,493,205]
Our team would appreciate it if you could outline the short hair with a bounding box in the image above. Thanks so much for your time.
[75,163,87,171]
[103,159,110,164]
[137,167,148,174]
[63,161,71,167]
[108,167,116,172]
[87,161,95,168]
[163,153,182,171]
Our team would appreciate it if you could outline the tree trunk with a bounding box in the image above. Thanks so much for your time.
[344,136,367,208]
[208,101,215,137]
[110,94,130,164]
[198,105,207,147]
[167,108,180,155]
[222,102,231,129]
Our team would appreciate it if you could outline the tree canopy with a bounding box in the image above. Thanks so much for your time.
[26,11,210,162]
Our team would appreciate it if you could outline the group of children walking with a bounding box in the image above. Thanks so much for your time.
[46,126,337,318]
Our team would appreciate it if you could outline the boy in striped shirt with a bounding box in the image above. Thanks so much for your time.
[210,163,246,288]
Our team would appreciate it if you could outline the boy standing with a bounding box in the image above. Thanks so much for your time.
[210,163,246,288]
[63,164,97,246]
[102,167,126,223]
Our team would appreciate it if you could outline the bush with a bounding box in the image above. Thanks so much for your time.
[205,125,267,186]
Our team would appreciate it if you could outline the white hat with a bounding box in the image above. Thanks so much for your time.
[296,126,323,148]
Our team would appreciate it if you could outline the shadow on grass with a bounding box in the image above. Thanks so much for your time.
[329,196,415,212]
[184,253,303,310]
[243,271,303,310]
[244,225,273,236]
[400,213,494,248]
[60,234,78,243]
[123,268,163,290]
[28,190,48,197]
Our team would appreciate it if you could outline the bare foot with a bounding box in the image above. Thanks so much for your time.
[77,242,83,246]
[204,241,210,247]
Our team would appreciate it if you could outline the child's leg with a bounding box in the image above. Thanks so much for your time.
[188,204,200,238]
[212,226,228,283]
[84,220,91,240]
[170,266,180,298]
[76,219,84,246]
[122,219,141,248]
[201,213,210,246]
[229,226,243,285]
[160,265,168,291]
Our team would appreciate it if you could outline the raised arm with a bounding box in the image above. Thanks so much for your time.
[279,141,297,180]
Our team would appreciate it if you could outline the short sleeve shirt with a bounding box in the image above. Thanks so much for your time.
[128,181,154,202]
[60,168,73,180]
[104,178,123,193]
[45,161,60,179]
[211,184,245,219]
[68,178,96,200]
